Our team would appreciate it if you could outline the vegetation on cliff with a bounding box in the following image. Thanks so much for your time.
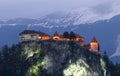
[0,41,119,76]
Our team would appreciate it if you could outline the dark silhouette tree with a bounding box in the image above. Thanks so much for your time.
[63,31,69,38]
[69,31,75,40]
[102,51,120,76]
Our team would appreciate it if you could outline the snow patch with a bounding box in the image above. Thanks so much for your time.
[1,2,120,28]
[111,35,120,58]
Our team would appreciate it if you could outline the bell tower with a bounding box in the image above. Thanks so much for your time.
[90,37,99,53]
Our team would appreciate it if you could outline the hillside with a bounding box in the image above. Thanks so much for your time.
[0,41,107,76]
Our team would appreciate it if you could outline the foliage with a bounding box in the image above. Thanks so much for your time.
[63,31,69,38]
[63,31,76,39]
[102,51,120,76]
[69,31,75,39]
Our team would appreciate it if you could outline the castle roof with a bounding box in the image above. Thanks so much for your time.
[19,30,50,36]
[91,37,98,42]
[75,34,84,38]
[53,31,60,36]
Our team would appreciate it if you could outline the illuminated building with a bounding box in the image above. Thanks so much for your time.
[19,30,50,42]
[90,37,99,53]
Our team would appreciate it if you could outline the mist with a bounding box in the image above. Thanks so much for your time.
[0,0,120,19]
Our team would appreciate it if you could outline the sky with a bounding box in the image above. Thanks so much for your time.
[0,0,120,19]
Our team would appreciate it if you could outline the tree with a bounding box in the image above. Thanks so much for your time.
[102,51,120,76]
[63,31,69,38]
[69,31,75,40]
[0,44,23,76]
[2,45,10,61]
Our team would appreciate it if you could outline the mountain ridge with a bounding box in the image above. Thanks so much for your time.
[0,11,120,62]
[0,9,120,28]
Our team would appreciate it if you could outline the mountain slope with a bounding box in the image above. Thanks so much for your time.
[0,11,120,62]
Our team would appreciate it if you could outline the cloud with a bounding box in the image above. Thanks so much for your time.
[92,2,113,15]
[0,0,120,19]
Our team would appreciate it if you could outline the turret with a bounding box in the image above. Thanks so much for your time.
[90,37,99,53]
[52,31,61,40]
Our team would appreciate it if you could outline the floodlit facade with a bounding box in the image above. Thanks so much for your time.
[52,32,61,40]
[19,30,50,42]
[52,32,84,46]
[90,37,99,53]
[19,30,99,53]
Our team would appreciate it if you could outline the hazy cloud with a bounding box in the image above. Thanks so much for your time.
[0,0,120,19]
[93,2,113,15]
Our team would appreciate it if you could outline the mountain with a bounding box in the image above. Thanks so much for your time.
[0,11,120,62]
[1,7,120,28]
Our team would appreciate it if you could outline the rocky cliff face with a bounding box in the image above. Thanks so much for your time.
[20,41,106,76]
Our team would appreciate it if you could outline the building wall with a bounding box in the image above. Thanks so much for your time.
[90,42,98,52]
[52,36,61,40]
[39,36,50,40]
[19,34,39,42]
[80,42,84,47]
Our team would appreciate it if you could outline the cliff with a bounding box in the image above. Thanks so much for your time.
[0,41,107,76]
[20,41,106,76]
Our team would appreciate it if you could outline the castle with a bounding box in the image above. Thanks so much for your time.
[19,30,99,53]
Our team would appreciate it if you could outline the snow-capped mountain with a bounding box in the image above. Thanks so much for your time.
[1,4,120,28]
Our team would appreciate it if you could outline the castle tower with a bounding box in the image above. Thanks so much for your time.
[52,31,61,40]
[90,37,99,53]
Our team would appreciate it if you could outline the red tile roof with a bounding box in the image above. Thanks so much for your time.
[91,37,98,42]
[53,31,60,36]
[20,30,50,36]
[75,34,84,38]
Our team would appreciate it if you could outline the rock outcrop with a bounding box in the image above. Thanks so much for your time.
[20,41,106,76]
